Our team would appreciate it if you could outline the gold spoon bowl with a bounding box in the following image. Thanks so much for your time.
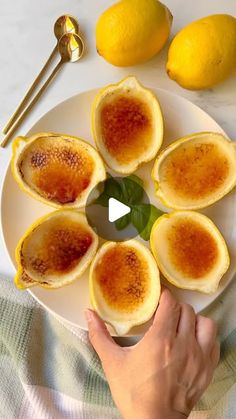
[2,15,80,136]
[1,33,84,148]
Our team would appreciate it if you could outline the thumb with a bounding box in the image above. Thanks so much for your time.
[85,309,120,363]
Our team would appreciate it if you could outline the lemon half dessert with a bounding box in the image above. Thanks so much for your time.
[15,210,98,289]
[12,133,106,208]
[89,240,161,335]
[152,132,236,210]
[150,211,230,293]
[92,76,163,174]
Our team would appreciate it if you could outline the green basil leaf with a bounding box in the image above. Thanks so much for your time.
[92,193,108,207]
[104,177,122,201]
[115,213,131,231]
[126,174,143,187]
[120,175,144,205]
[90,174,148,233]
[139,205,164,241]
[88,182,108,207]
[131,204,151,234]
[92,176,122,207]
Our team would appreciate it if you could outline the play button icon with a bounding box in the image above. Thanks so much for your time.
[85,175,151,241]
[108,198,131,223]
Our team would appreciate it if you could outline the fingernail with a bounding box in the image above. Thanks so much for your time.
[85,308,95,323]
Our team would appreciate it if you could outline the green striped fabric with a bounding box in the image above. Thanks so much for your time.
[0,275,235,418]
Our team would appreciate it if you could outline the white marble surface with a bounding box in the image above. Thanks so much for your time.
[0,0,236,278]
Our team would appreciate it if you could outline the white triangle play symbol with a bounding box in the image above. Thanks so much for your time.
[108,198,131,223]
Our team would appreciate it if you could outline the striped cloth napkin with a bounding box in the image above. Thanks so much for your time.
[0,274,235,419]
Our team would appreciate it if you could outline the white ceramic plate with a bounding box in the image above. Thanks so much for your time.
[1,87,236,336]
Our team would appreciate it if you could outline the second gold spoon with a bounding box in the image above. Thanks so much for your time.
[2,15,79,135]
[1,33,84,148]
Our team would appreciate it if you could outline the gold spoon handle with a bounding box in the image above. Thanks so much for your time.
[2,45,58,135]
[1,60,64,148]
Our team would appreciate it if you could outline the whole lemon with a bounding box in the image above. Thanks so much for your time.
[96,0,173,66]
[167,14,236,90]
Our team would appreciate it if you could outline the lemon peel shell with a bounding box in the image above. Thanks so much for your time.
[15,209,98,290]
[150,211,230,294]
[92,76,164,174]
[89,240,161,335]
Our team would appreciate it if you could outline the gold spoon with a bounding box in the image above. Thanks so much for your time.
[2,15,79,135]
[1,33,84,148]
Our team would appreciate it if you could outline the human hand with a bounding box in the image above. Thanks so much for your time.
[85,287,220,419]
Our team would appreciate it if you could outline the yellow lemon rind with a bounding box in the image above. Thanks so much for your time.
[152,132,236,210]
[150,211,230,294]
[92,76,164,175]
[89,240,161,335]
[166,14,236,90]
[11,132,106,209]
[15,209,98,290]
[96,0,173,67]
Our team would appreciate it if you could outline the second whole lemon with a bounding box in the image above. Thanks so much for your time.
[166,14,236,90]
[96,0,173,66]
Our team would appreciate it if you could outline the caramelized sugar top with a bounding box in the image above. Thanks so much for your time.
[161,142,230,200]
[95,245,150,312]
[167,218,219,278]
[22,217,93,277]
[101,94,152,164]
[19,137,94,204]
[20,271,36,285]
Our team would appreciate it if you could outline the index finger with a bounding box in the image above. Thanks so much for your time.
[150,287,181,338]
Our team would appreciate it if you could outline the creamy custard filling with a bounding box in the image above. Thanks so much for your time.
[167,219,219,278]
[19,136,94,204]
[94,244,150,312]
[21,217,93,277]
[101,94,153,164]
[161,142,230,200]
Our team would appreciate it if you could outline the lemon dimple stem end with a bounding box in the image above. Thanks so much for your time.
[14,270,27,290]
[112,323,132,336]
[166,7,173,24]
